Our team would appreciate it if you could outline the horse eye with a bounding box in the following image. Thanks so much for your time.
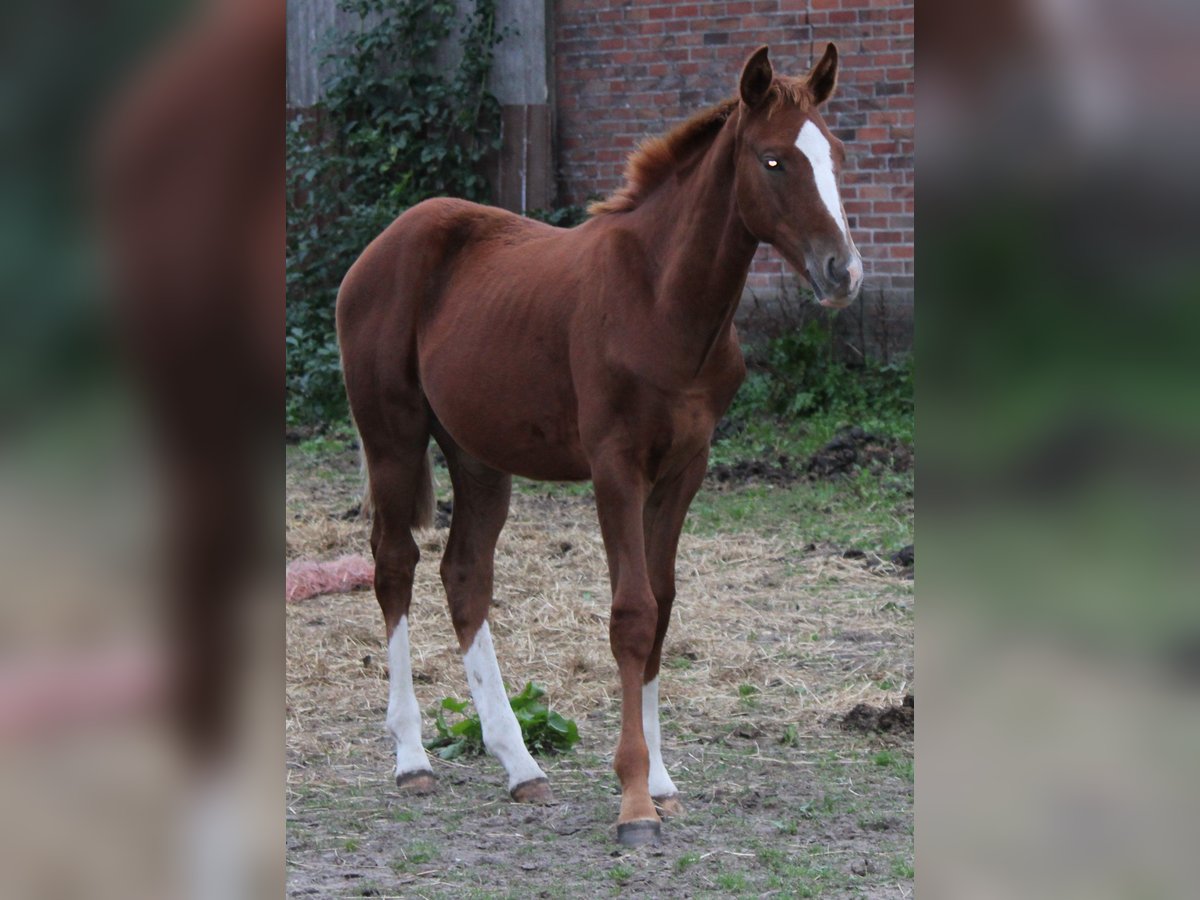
[764,157,780,170]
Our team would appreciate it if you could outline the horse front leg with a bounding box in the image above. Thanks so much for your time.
[641,449,709,818]
[592,455,662,847]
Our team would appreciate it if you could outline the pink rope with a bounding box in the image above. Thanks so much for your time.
[286,554,375,603]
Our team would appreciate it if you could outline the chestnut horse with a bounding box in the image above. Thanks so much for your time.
[337,44,863,846]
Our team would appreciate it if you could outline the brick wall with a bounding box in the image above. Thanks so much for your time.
[553,0,914,331]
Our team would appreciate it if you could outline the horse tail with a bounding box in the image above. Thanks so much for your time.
[357,442,434,533]
[411,449,434,531]
[357,442,373,522]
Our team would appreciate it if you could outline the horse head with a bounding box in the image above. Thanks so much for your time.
[734,44,864,309]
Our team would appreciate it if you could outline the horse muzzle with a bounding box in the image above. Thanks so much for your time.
[811,251,863,309]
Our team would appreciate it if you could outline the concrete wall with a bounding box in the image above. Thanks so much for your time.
[286,0,554,212]
[287,1,351,108]
[491,0,554,212]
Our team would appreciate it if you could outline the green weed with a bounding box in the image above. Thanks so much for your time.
[716,871,749,891]
[405,840,437,865]
[608,864,633,884]
[892,857,915,879]
[424,681,579,759]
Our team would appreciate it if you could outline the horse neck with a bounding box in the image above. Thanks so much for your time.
[630,116,759,374]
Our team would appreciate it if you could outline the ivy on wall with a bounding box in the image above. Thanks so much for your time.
[286,0,503,427]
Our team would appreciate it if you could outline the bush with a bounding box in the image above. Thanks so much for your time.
[722,313,913,452]
[286,0,504,427]
[524,204,590,228]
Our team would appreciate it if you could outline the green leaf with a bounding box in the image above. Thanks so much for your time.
[437,741,466,760]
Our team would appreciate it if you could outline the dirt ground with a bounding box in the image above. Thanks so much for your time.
[286,443,913,898]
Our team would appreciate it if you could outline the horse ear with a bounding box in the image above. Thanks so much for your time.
[739,46,773,109]
[807,43,839,105]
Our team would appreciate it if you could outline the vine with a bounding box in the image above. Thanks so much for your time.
[286,0,504,426]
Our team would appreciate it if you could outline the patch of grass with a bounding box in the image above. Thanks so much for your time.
[608,864,633,884]
[800,793,840,818]
[750,843,855,898]
[780,724,800,747]
[676,852,700,873]
[391,807,417,823]
[295,430,356,457]
[684,476,912,551]
[407,840,437,864]
[869,748,914,783]
[891,857,915,879]
[716,871,749,892]
[389,839,438,873]
[756,846,787,868]
[872,749,898,767]
[342,837,359,852]
[512,476,594,499]
[774,818,802,836]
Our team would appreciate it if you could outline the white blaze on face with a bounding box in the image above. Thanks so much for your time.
[795,120,850,240]
[462,621,547,790]
[642,677,679,798]
[387,616,433,777]
[794,120,863,292]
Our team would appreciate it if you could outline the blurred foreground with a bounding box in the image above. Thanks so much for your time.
[1,1,281,897]
[919,0,1200,896]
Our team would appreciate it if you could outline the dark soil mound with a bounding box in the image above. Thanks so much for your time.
[806,426,912,480]
[841,693,914,735]
[708,455,803,486]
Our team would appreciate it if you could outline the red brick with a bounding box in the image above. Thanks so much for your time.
[555,0,912,293]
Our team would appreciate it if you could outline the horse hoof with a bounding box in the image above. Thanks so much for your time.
[511,777,555,805]
[654,794,685,818]
[616,818,662,848]
[395,770,436,795]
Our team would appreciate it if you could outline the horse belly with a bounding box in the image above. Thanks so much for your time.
[421,327,590,482]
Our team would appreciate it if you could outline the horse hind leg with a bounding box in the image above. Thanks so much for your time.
[434,427,552,804]
[363,438,437,794]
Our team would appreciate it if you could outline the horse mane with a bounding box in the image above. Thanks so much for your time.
[588,78,812,217]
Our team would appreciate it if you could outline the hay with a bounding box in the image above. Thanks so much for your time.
[286,469,913,772]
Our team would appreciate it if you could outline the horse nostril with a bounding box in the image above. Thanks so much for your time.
[826,255,846,284]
